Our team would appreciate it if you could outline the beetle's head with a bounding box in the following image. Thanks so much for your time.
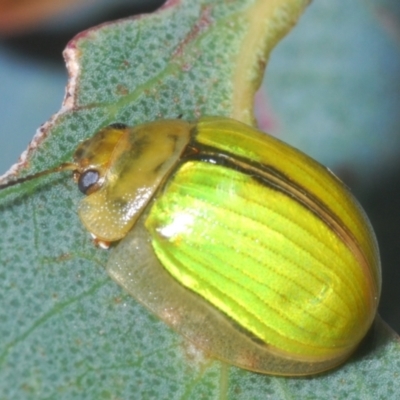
[72,123,129,195]
[0,123,129,194]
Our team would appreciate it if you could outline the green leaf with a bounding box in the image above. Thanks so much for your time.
[1,0,399,399]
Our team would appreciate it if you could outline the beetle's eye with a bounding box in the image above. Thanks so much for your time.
[78,169,100,194]
[108,122,128,130]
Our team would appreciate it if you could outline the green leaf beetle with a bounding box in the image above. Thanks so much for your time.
[0,116,381,376]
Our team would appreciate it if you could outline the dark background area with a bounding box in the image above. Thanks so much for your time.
[0,1,165,66]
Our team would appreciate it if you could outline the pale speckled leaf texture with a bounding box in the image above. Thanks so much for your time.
[0,1,399,399]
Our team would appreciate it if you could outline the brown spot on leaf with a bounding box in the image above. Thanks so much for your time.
[116,84,129,96]
[173,5,213,58]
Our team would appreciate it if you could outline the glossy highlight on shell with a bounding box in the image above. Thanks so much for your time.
[0,116,381,376]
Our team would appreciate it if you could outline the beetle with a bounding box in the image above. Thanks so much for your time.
[0,116,381,376]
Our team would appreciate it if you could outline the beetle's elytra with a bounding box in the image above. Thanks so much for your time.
[1,116,381,376]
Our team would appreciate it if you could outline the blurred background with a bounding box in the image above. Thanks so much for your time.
[0,0,399,332]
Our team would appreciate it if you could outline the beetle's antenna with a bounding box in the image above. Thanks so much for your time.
[0,162,77,190]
